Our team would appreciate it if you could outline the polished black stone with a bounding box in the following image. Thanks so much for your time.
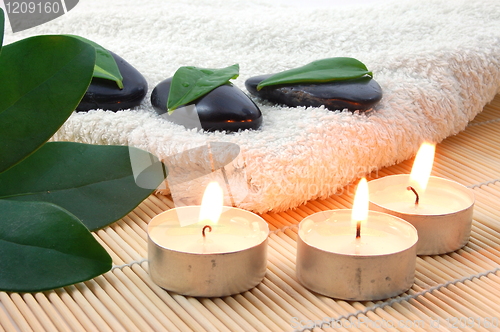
[76,51,148,112]
[245,74,382,112]
[151,78,262,132]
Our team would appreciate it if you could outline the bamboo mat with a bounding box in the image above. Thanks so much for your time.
[3,95,500,332]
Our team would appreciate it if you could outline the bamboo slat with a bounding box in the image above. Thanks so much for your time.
[2,95,500,331]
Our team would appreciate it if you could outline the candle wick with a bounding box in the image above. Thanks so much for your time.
[202,225,212,238]
[407,186,419,206]
[356,221,361,239]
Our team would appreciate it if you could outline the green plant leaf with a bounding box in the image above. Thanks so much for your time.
[66,35,124,89]
[0,142,167,231]
[256,57,373,90]
[0,35,95,174]
[167,64,239,112]
[0,9,4,50]
[0,200,112,292]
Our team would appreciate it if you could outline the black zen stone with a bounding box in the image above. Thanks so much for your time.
[151,78,262,132]
[245,74,382,112]
[76,51,148,112]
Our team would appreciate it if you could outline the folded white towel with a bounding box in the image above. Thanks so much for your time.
[5,0,500,212]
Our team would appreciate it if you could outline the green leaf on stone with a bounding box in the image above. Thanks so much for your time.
[0,35,95,174]
[167,64,239,113]
[66,35,124,89]
[256,57,373,90]
[0,200,112,292]
[0,142,167,231]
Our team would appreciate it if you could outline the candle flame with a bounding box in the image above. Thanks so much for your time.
[352,178,369,228]
[199,181,224,224]
[409,142,435,193]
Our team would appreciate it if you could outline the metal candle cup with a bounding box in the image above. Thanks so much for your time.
[296,209,418,301]
[148,206,269,297]
[368,174,474,255]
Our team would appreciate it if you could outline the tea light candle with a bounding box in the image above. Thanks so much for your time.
[368,142,474,255]
[296,179,418,301]
[148,182,269,297]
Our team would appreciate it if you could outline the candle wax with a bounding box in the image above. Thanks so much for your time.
[369,175,473,215]
[299,210,417,256]
[149,212,267,254]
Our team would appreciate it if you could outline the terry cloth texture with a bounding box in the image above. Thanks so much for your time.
[4,0,500,213]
